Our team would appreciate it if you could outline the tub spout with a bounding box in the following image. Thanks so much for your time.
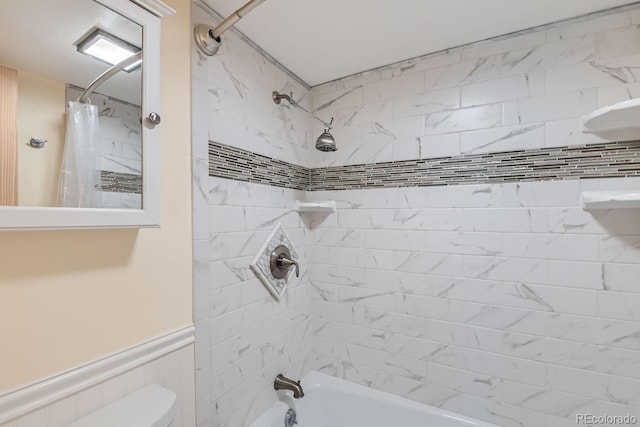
[274,374,304,398]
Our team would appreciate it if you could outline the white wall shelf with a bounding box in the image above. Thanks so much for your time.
[581,191,640,210]
[581,98,640,138]
[294,201,337,213]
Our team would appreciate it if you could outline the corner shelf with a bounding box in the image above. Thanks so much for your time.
[581,98,640,136]
[581,191,640,210]
[294,201,336,213]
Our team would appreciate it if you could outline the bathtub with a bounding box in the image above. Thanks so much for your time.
[250,371,498,427]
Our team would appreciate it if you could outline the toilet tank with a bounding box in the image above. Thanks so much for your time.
[66,384,176,427]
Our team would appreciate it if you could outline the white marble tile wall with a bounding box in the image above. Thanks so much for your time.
[309,177,640,427]
[193,175,315,427]
[191,3,315,427]
[192,3,640,427]
[192,2,312,168]
[309,6,640,167]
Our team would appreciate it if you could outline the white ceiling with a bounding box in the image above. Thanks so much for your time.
[205,0,639,86]
[0,0,142,105]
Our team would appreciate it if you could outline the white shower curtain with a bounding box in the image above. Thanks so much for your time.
[58,101,102,208]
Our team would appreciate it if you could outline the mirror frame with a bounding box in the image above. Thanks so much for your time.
[0,0,174,230]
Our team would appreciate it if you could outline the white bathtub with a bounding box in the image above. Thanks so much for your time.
[250,371,498,427]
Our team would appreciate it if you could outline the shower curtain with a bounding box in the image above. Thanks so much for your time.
[57,101,101,208]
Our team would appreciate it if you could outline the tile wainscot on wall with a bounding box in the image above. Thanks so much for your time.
[194,2,640,427]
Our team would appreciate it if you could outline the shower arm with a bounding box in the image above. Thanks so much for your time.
[78,52,143,104]
[210,0,266,39]
[272,91,333,130]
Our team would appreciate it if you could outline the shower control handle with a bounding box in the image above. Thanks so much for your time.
[270,245,300,279]
[278,255,299,278]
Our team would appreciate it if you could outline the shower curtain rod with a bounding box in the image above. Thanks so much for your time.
[78,52,143,104]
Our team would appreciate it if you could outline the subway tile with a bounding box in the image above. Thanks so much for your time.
[338,209,394,229]
[430,344,547,386]
[425,56,502,90]
[597,346,640,379]
[463,256,547,284]
[546,365,640,405]
[394,251,464,276]
[396,294,450,320]
[503,332,597,369]
[547,313,596,343]
[459,123,545,155]
[503,233,599,261]
[392,137,422,161]
[461,208,547,233]
[394,208,463,231]
[599,235,640,263]
[426,104,502,135]
[593,318,640,350]
[501,381,597,418]
[366,229,428,252]
[597,25,640,59]
[427,231,502,256]
[603,263,640,293]
[332,101,393,127]
[449,301,549,335]
[502,283,598,315]
[422,277,502,304]
[502,35,597,75]
[597,81,640,107]
[504,89,597,124]
[427,320,503,352]
[547,12,631,41]
[547,260,603,289]
[461,75,531,107]
[426,363,502,399]
[392,87,460,118]
[547,60,638,94]
[463,32,546,60]
[599,291,640,322]
[419,133,461,158]
[363,73,425,104]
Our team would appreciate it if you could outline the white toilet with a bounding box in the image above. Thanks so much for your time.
[66,384,176,427]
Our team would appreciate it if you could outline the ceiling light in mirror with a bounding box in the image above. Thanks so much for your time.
[77,29,141,72]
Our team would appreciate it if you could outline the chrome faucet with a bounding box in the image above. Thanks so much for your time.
[274,374,304,398]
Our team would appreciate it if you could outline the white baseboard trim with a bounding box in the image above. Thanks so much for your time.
[0,325,194,424]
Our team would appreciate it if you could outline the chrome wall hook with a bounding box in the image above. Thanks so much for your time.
[28,137,47,149]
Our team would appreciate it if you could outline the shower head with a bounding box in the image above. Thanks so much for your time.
[272,90,338,152]
[316,129,337,152]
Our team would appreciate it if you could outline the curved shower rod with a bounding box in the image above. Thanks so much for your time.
[77,52,143,104]
[272,91,334,130]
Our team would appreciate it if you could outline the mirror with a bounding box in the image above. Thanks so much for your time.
[0,0,169,229]
[1,0,142,209]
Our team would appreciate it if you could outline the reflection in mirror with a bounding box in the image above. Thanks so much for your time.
[0,0,142,209]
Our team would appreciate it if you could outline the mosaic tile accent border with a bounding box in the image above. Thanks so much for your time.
[209,140,640,191]
[101,171,142,194]
[209,142,308,190]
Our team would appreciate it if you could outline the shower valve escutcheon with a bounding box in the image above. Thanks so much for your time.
[270,245,299,279]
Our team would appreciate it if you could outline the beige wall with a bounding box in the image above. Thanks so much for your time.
[16,71,66,207]
[0,0,192,392]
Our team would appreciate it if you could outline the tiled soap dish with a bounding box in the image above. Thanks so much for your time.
[294,200,336,213]
[250,222,299,300]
